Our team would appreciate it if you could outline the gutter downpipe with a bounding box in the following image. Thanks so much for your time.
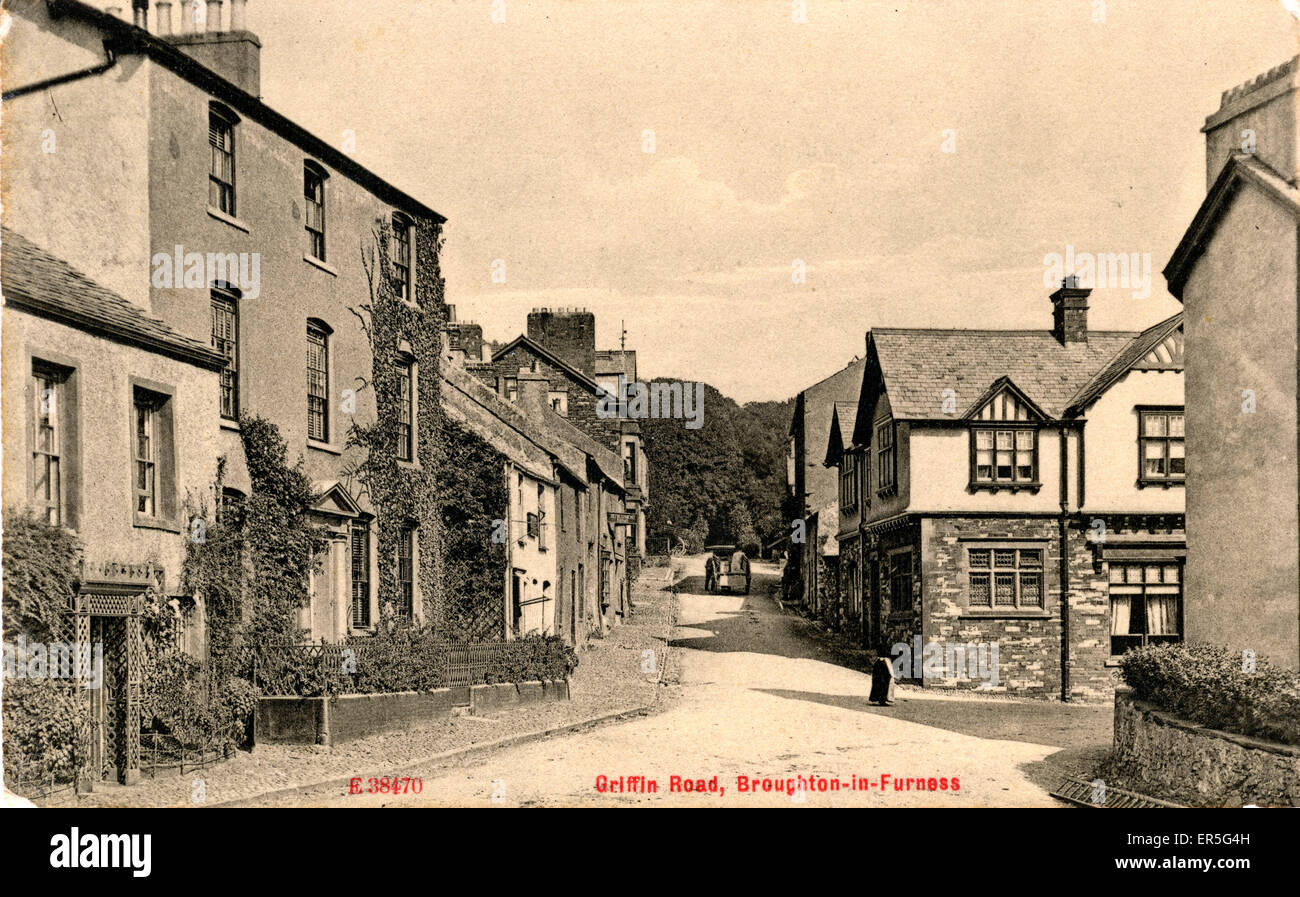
[2,39,123,102]
[1059,422,1072,702]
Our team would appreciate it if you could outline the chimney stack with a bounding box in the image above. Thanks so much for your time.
[160,0,261,97]
[1203,57,1299,188]
[1050,276,1091,345]
[526,308,596,378]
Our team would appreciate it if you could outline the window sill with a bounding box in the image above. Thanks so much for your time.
[959,611,1051,620]
[1136,480,1185,489]
[220,418,241,432]
[207,206,250,233]
[397,458,422,472]
[876,485,898,498]
[134,515,181,534]
[307,439,343,456]
[303,254,338,276]
[968,482,1042,495]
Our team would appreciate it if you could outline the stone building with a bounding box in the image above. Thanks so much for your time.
[785,357,865,617]
[828,286,1185,699]
[438,363,629,644]
[1163,58,1300,669]
[2,0,448,641]
[470,308,647,570]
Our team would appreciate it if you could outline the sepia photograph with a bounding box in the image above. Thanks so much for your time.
[0,0,1296,872]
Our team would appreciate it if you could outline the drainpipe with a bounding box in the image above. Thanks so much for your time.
[1059,422,1072,701]
[2,40,120,102]
[504,461,514,640]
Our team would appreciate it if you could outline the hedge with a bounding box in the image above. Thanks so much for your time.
[253,632,579,697]
[1120,643,1300,746]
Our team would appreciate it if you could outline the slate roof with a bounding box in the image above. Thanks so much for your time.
[865,327,1141,424]
[823,401,858,466]
[1066,313,1184,414]
[1,226,227,370]
[440,363,566,482]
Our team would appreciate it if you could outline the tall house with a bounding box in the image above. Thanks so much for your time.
[1164,58,1300,668]
[3,0,448,641]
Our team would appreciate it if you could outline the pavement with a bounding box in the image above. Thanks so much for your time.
[275,556,1109,807]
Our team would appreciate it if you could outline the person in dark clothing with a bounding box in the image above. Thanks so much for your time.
[869,642,897,706]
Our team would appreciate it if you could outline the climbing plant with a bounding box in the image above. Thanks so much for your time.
[1,508,87,789]
[347,218,448,631]
[439,418,509,639]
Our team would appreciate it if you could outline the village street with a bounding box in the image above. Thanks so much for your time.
[283,559,1110,808]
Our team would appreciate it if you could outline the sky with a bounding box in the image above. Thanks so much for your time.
[100,1,1300,401]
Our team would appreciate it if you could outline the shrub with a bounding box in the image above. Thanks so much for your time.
[2,509,86,788]
[479,635,578,685]
[141,651,256,751]
[1,677,87,787]
[1120,643,1300,746]
[348,627,447,694]
[2,507,80,643]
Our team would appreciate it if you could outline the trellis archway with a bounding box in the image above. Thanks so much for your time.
[71,569,152,790]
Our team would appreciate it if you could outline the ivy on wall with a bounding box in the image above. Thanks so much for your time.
[182,418,327,655]
[438,419,509,639]
[1,509,88,785]
[347,219,448,630]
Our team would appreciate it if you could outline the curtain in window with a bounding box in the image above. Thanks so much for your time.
[1110,595,1131,635]
[1146,593,1177,636]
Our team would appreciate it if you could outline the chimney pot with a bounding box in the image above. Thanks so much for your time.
[206,0,224,32]
[229,0,247,31]
[155,2,173,35]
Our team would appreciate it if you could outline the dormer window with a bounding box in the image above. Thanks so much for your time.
[967,383,1042,492]
[875,420,896,495]
[972,427,1037,486]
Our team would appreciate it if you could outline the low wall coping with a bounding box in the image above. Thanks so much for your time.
[1116,688,1300,759]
